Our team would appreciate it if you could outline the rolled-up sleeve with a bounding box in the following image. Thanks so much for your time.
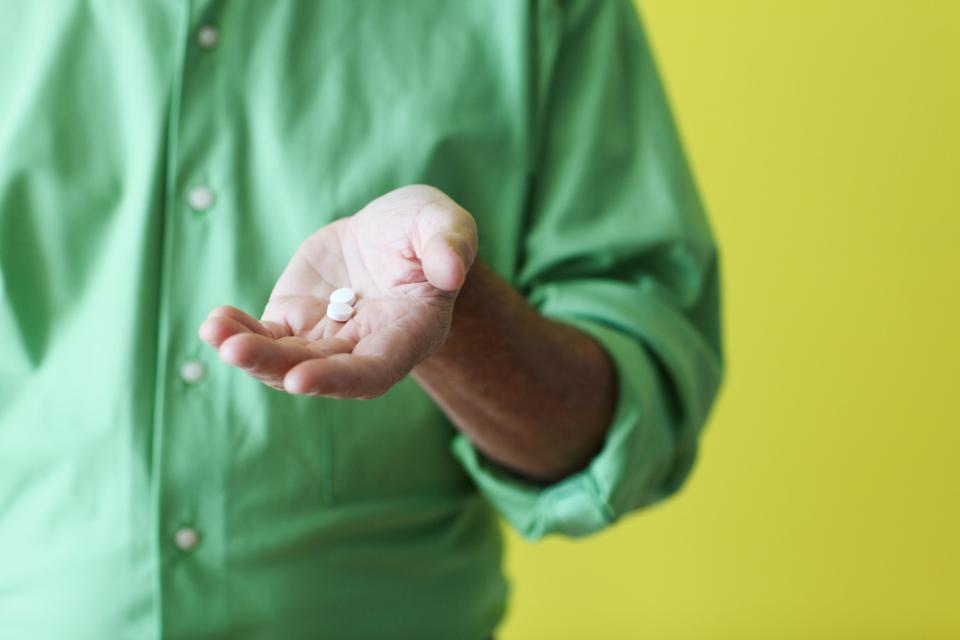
[450,0,724,540]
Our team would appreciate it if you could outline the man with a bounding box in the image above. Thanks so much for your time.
[0,1,723,638]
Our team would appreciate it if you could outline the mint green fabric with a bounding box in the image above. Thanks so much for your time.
[0,1,722,637]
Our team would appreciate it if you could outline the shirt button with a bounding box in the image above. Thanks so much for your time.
[197,25,219,49]
[187,185,216,212]
[174,527,201,552]
[179,359,206,384]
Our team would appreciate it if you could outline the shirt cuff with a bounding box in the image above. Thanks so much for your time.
[450,283,683,540]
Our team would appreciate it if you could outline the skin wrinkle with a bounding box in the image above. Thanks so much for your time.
[289,225,341,296]
[345,222,382,293]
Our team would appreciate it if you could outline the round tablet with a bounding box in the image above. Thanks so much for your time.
[329,287,357,306]
[326,302,354,322]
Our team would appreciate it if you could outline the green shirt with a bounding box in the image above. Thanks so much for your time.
[0,1,722,638]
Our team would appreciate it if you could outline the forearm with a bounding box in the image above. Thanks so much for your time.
[412,259,616,483]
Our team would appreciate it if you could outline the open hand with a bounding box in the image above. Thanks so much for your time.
[198,185,478,399]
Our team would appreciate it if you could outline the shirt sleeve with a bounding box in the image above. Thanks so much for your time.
[449,0,724,540]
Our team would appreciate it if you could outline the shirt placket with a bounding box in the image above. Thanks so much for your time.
[152,1,229,636]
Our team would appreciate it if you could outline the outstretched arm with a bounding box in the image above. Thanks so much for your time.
[413,259,616,484]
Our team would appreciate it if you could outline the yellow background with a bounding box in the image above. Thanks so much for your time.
[501,1,960,637]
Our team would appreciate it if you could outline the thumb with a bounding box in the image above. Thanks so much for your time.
[421,229,476,291]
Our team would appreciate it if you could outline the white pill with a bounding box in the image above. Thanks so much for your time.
[326,302,354,322]
[329,287,357,306]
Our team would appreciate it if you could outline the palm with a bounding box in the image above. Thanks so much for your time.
[199,185,477,398]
